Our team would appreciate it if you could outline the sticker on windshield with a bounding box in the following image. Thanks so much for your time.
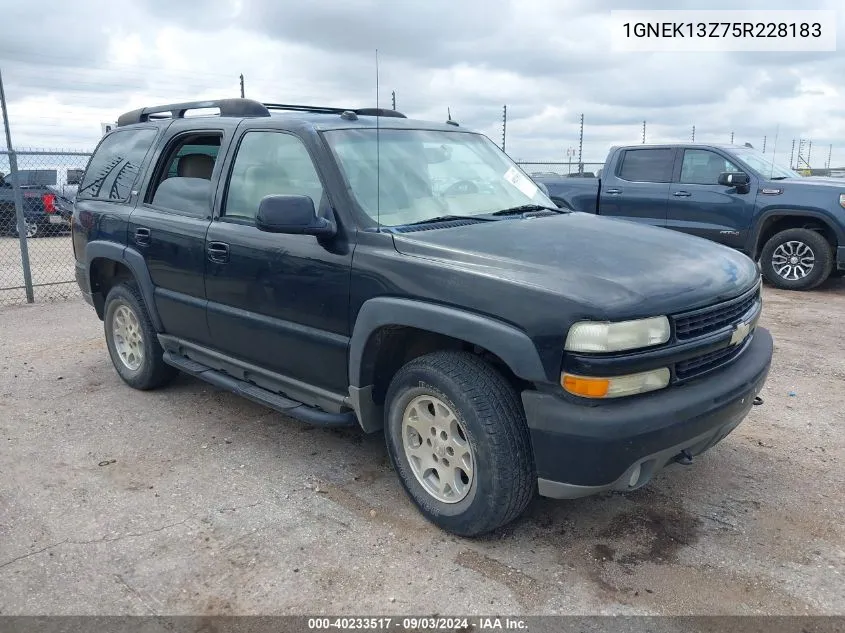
[504,166,539,198]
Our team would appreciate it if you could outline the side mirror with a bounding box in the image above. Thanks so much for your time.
[256,195,336,237]
[718,171,750,187]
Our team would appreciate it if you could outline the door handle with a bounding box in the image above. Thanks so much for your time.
[134,227,151,246]
[207,241,230,263]
[673,191,692,197]
[605,188,623,195]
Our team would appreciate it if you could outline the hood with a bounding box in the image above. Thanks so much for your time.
[392,213,759,319]
[770,176,845,189]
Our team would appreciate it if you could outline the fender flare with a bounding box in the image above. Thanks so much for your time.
[85,240,163,331]
[751,209,843,259]
[348,297,548,389]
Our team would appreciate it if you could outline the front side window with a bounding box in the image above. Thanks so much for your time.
[77,128,157,200]
[323,128,553,227]
[680,149,741,185]
[224,131,324,221]
[727,147,799,180]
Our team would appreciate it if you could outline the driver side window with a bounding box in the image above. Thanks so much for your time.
[680,149,740,185]
[224,131,324,221]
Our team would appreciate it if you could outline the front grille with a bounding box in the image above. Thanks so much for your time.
[673,285,760,340]
[675,341,746,381]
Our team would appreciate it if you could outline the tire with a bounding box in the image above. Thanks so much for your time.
[760,228,833,290]
[12,219,39,239]
[384,351,535,537]
[103,282,177,390]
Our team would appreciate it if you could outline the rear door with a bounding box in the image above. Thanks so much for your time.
[599,147,676,226]
[666,148,757,249]
[127,122,230,344]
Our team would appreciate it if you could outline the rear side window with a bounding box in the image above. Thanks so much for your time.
[77,128,157,201]
[618,149,674,183]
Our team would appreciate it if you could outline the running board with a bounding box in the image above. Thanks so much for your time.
[162,352,356,428]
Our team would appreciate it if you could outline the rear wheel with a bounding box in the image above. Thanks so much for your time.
[760,228,833,290]
[104,282,177,390]
[384,351,535,536]
[11,219,39,238]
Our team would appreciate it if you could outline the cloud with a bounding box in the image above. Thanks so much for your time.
[0,0,843,167]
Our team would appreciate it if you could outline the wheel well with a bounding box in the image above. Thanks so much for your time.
[755,215,837,259]
[360,326,527,407]
[89,258,134,319]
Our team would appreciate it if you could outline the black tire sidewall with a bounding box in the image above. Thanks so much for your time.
[761,229,832,290]
[104,285,161,389]
[384,362,517,535]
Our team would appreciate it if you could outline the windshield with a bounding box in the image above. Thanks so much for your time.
[727,148,800,179]
[323,128,555,226]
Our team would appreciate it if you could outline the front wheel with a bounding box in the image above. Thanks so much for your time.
[384,351,535,536]
[760,228,833,290]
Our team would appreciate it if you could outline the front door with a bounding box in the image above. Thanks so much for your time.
[204,128,353,394]
[666,148,756,249]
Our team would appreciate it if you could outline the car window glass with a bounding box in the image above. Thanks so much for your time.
[618,149,674,183]
[224,131,324,220]
[680,149,741,185]
[77,128,157,200]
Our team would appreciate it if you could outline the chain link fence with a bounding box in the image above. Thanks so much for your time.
[516,161,605,178]
[0,150,91,305]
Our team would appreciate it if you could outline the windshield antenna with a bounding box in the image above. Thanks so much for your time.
[769,124,779,179]
[375,48,381,232]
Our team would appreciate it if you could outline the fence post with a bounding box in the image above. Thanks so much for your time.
[0,69,34,303]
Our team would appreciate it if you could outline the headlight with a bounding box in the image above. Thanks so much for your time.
[564,316,670,353]
[561,368,671,399]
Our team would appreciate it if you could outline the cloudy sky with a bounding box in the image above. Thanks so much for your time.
[1,0,844,167]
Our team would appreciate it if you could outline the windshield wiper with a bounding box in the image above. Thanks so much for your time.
[489,204,567,216]
[405,214,495,226]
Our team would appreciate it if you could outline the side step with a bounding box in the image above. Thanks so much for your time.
[163,352,356,428]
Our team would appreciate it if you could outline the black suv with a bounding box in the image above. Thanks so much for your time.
[73,99,773,536]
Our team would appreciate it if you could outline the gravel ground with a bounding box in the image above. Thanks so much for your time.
[0,280,843,616]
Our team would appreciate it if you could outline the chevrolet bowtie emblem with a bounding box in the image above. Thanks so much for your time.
[730,321,752,347]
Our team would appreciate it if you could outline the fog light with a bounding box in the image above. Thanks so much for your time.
[561,367,670,399]
[628,464,642,488]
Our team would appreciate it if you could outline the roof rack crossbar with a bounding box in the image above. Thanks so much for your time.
[262,103,407,118]
[116,98,271,127]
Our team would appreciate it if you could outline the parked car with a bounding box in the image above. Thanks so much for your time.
[533,144,845,290]
[73,99,772,536]
[0,170,74,237]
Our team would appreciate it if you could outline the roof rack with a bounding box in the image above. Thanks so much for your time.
[116,99,408,127]
[262,103,407,118]
[117,98,271,127]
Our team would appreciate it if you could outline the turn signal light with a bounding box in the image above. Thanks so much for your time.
[562,374,610,398]
[561,368,670,399]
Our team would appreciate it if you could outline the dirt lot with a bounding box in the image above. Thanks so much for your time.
[0,281,843,616]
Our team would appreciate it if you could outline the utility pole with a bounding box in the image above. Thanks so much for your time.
[762,136,767,153]
[827,144,833,170]
[807,140,812,168]
[0,68,34,303]
[691,125,695,142]
[730,131,734,144]
[391,91,396,110]
[239,74,245,98]
[577,113,584,174]
[642,120,646,144]
[501,105,507,152]
[790,139,795,169]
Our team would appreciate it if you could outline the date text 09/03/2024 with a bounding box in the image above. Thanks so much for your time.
[307,617,527,630]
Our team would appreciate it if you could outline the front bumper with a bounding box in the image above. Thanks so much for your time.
[523,327,773,498]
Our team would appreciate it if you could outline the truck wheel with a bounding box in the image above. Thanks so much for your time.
[103,282,177,390]
[384,351,535,536]
[13,219,38,239]
[760,228,833,290]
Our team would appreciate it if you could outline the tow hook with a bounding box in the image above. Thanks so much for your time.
[753,396,764,406]
[674,449,694,466]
